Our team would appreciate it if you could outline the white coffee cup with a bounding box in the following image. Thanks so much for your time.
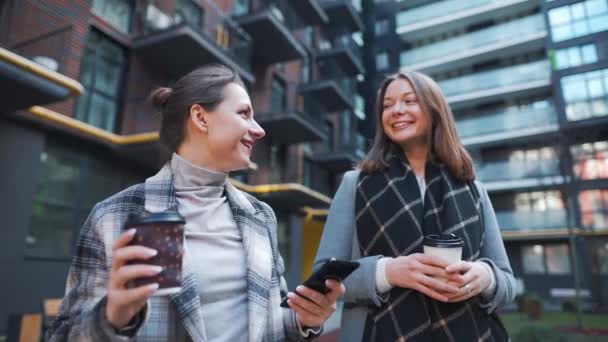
[422,234,464,264]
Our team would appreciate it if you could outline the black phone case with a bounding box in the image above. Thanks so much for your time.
[280,259,359,308]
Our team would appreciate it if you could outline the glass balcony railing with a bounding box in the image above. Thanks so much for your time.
[396,0,511,29]
[250,0,307,29]
[335,77,356,98]
[438,60,551,98]
[456,105,558,138]
[140,0,252,72]
[476,159,561,182]
[331,35,362,62]
[496,210,568,231]
[400,14,546,67]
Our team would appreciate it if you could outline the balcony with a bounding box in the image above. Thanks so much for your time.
[289,0,328,27]
[317,35,364,77]
[133,2,254,83]
[234,0,306,64]
[476,159,564,192]
[318,0,363,33]
[231,179,331,211]
[457,105,559,147]
[313,129,366,172]
[396,0,539,41]
[497,210,569,232]
[299,77,355,112]
[400,14,546,74]
[0,0,83,113]
[256,83,328,144]
[438,60,551,108]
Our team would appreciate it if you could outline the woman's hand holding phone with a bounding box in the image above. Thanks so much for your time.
[285,280,345,329]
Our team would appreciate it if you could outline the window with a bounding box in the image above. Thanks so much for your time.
[522,245,545,274]
[75,30,126,132]
[175,0,204,29]
[303,158,313,187]
[579,189,608,230]
[352,32,363,46]
[515,191,564,212]
[548,0,608,42]
[325,120,334,152]
[508,191,566,230]
[561,68,608,121]
[376,51,389,70]
[301,57,310,83]
[375,18,390,36]
[302,26,315,48]
[354,95,365,120]
[25,141,144,258]
[571,140,608,180]
[269,144,286,183]
[271,77,286,113]
[593,242,608,274]
[233,0,250,16]
[341,111,352,146]
[91,0,133,33]
[546,244,571,274]
[522,243,572,274]
[553,44,598,70]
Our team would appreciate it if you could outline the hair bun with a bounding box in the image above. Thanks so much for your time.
[149,87,173,108]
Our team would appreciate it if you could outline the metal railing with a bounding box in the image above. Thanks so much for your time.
[438,60,551,98]
[476,159,561,182]
[396,0,511,29]
[331,34,362,62]
[496,209,569,231]
[1,0,72,73]
[249,0,308,29]
[400,14,546,67]
[456,105,558,138]
[140,0,252,72]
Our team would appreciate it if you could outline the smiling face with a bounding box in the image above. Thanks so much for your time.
[381,78,431,150]
[200,82,265,172]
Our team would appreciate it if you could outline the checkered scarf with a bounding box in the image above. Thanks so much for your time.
[355,154,508,341]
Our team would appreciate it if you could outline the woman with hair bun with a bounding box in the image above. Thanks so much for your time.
[48,64,344,341]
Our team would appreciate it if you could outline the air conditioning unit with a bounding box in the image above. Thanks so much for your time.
[146,4,172,31]
[32,56,58,71]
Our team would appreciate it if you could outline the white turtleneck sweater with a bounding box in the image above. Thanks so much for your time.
[170,153,248,341]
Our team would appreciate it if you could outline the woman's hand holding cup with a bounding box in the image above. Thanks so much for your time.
[106,229,162,329]
[444,261,492,302]
[385,253,462,302]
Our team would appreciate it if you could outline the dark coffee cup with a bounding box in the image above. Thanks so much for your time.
[423,234,464,264]
[125,211,185,296]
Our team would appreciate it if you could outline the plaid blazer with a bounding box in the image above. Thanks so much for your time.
[47,164,308,341]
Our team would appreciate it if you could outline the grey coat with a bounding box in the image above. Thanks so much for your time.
[314,170,516,342]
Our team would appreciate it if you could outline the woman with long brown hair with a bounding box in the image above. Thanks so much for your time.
[314,71,515,341]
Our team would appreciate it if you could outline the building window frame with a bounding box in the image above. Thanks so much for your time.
[75,29,127,133]
[91,0,134,34]
[548,0,608,42]
[521,243,572,275]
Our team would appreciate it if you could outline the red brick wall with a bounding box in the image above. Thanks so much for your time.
[4,0,92,118]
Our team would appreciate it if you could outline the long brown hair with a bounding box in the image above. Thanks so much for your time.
[358,71,475,182]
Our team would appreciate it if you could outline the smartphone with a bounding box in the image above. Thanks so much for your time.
[280,258,359,308]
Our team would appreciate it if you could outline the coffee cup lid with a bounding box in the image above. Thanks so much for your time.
[423,234,464,248]
[125,211,185,227]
